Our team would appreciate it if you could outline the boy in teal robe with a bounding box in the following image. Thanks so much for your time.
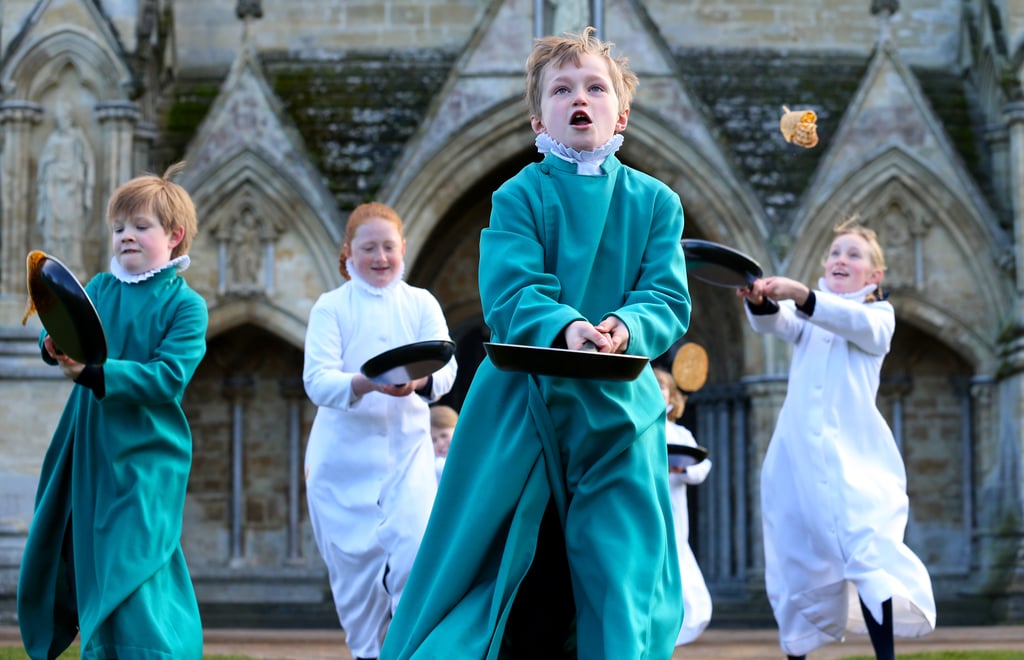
[19,163,208,660]
[382,28,691,660]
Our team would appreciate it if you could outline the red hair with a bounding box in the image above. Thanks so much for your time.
[339,202,404,279]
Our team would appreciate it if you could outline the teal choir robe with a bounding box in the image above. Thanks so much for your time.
[19,265,207,660]
[382,153,692,660]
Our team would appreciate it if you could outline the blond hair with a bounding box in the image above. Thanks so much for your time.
[833,214,887,302]
[524,26,638,120]
[430,404,459,429]
[339,201,405,279]
[107,162,196,258]
[654,367,686,423]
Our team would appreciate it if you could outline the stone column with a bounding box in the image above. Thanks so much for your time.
[223,375,254,568]
[133,119,158,180]
[738,375,788,584]
[95,101,140,266]
[879,376,912,453]
[1006,102,1024,317]
[969,376,997,583]
[279,377,306,566]
[0,101,43,298]
[984,124,1011,220]
[993,101,1024,619]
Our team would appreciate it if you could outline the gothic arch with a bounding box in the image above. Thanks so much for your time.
[789,147,1011,372]
[623,106,771,266]
[0,26,135,287]
[184,150,341,351]
[384,98,528,270]
[390,92,769,397]
[3,27,131,101]
[388,95,770,277]
[185,150,340,291]
[206,300,307,351]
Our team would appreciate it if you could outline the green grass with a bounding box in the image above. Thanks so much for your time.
[0,647,76,660]
[1,646,1020,660]
[842,653,1024,660]
[0,647,256,660]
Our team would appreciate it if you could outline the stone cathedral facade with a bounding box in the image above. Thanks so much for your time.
[1,0,1023,628]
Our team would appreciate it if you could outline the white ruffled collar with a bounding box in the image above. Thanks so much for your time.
[535,133,624,175]
[817,277,878,301]
[346,258,405,296]
[110,255,190,283]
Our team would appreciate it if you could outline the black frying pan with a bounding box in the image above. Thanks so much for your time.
[361,339,455,385]
[667,443,709,469]
[23,251,107,365]
[682,239,763,289]
[484,342,649,381]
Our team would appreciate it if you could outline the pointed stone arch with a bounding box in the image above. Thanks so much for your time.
[0,22,137,295]
[183,150,342,350]
[789,147,1012,372]
[388,96,769,277]
[206,185,286,296]
[624,106,771,264]
[389,90,769,410]
[385,98,527,270]
[8,28,130,101]
[381,0,766,272]
[205,300,308,352]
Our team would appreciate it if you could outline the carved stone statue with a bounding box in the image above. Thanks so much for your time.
[228,204,263,293]
[36,101,94,275]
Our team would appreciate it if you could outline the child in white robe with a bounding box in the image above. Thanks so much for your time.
[303,202,457,660]
[429,404,458,482]
[655,367,713,645]
[737,218,934,660]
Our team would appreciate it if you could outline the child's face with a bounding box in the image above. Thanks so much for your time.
[347,216,405,287]
[530,53,629,153]
[824,233,882,294]
[111,209,184,275]
[431,426,454,457]
[659,379,672,407]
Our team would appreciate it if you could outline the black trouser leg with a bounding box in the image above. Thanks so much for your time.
[860,597,894,660]
[786,655,806,660]
[503,498,575,657]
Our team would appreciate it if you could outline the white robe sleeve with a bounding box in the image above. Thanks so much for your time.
[745,299,806,345]
[303,294,358,409]
[414,289,458,402]
[803,293,894,356]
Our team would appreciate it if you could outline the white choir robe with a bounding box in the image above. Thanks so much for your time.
[667,421,713,645]
[303,270,457,659]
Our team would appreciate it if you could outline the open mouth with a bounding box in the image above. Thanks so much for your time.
[570,111,592,126]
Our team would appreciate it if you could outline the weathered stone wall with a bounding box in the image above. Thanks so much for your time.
[183,326,313,570]
[0,0,987,78]
[171,0,487,72]
[649,0,962,65]
[151,0,970,75]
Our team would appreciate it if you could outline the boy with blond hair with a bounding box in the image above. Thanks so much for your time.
[19,162,208,659]
[383,28,690,659]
